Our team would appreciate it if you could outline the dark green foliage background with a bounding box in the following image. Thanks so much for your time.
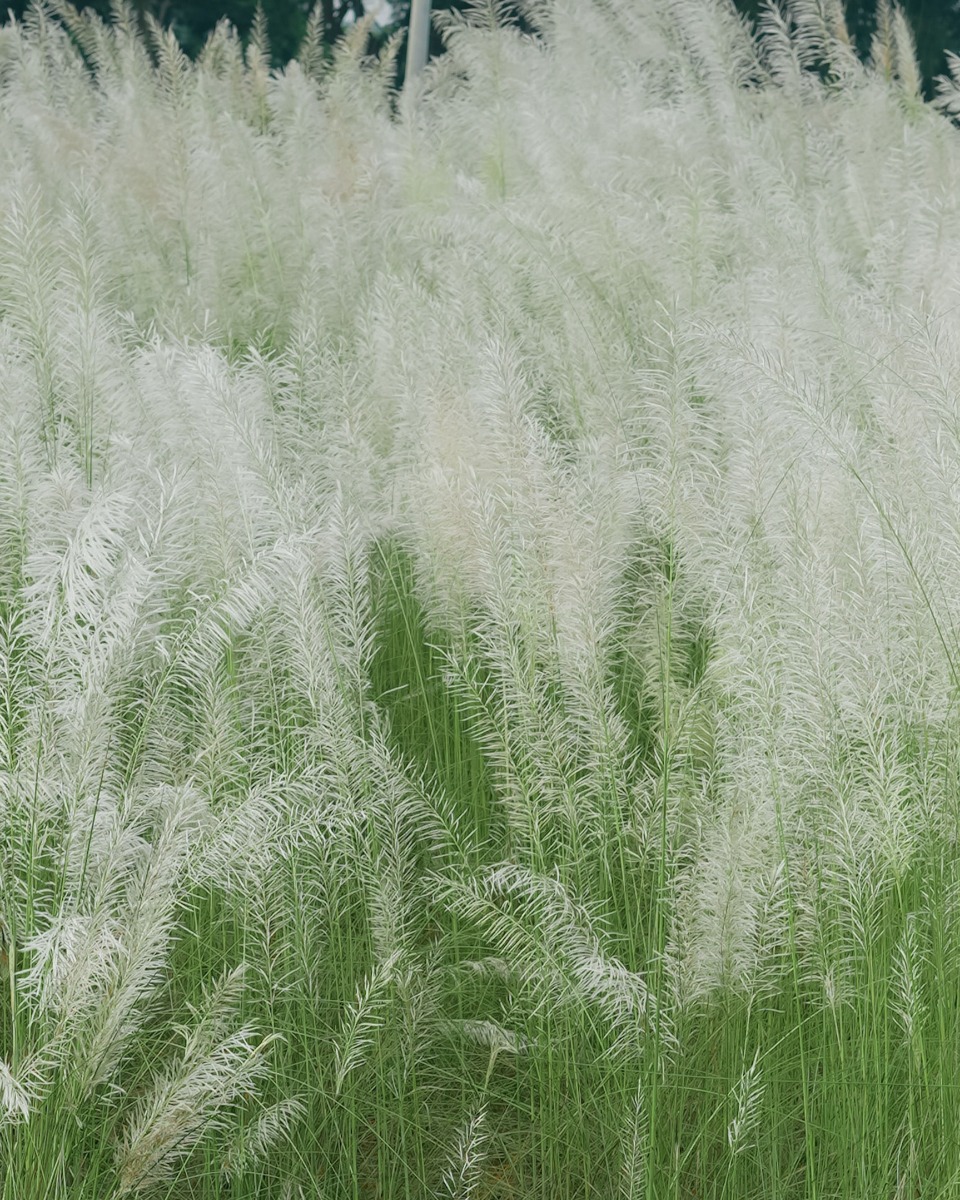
[4,2,960,95]
[736,0,960,97]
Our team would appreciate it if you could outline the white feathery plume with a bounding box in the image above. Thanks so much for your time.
[0,1059,31,1126]
[440,1104,491,1200]
[619,1080,649,1200]
[333,951,401,1096]
[727,1047,765,1155]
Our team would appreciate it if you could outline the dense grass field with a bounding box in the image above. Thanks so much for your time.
[5,0,960,1196]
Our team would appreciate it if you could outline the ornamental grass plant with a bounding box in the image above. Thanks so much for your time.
[2,0,960,1196]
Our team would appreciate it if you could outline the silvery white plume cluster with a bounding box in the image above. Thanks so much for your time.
[1,0,959,1196]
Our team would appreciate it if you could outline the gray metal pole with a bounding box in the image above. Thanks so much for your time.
[405,0,432,84]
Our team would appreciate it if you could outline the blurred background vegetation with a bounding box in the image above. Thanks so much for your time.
[736,0,960,97]
[2,1,959,96]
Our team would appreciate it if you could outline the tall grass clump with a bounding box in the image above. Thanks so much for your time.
[4,0,960,1195]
